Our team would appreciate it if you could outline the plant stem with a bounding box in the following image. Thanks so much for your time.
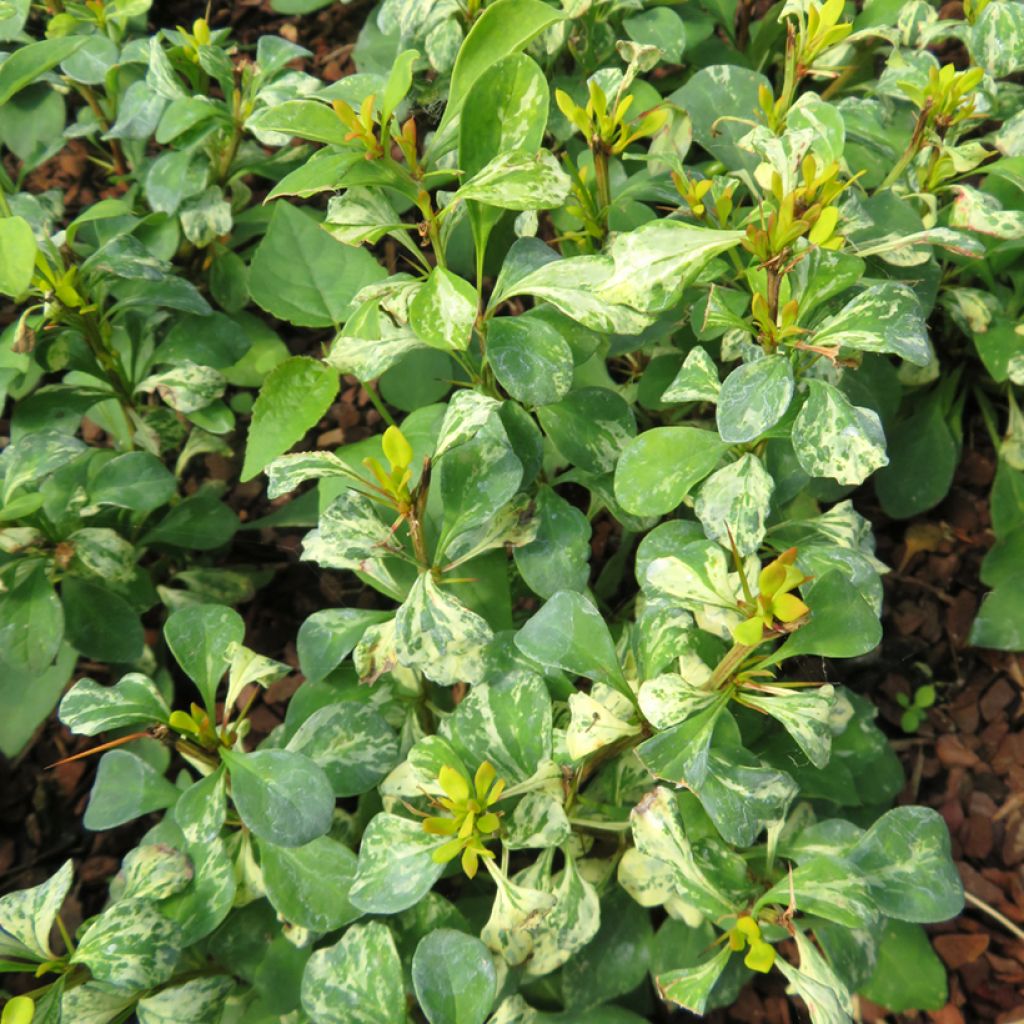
[877,104,931,193]
[72,83,128,178]
[593,145,612,236]
[363,380,396,428]
[706,642,753,691]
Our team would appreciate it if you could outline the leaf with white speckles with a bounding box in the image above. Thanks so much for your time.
[849,805,963,922]
[950,184,1024,240]
[286,701,400,797]
[136,975,235,1024]
[716,356,794,443]
[505,792,571,850]
[757,856,878,930]
[441,674,553,784]
[969,0,1024,76]
[301,488,395,573]
[792,380,888,486]
[0,859,72,961]
[695,453,774,556]
[395,573,494,686]
[174,766,227,845]
[60,983,135,1024]
[481,865,556,966]
[435,389,503,456]
[301,921,405,1024]
[137,361,226,413]
[115,844,193,901]
[59,674,170,736]
[775,930,854,1024]
[265,451,357,499]
[524,852,601,977]
[812,282,932,366]
[410,266,479,352]
[455,149,571,210]
[349,813,447,914]
[72,898,181,991]
[739,685,836,768]
[637,673,719,731]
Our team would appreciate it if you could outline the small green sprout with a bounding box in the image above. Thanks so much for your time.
[896,683,936,732]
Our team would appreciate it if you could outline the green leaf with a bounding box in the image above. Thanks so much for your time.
[487,315,574,406]
[62,576,145,664]
[874,391,958,519]
[83,749,181,830]
[514,486,591,598]
[0,37,85,105]
[0,563,63,674]
[538,387,636,475]
[220,748,335,848]
[793,380,888,486]
[394,574,495,687]
[0,644,76,760]
[694,454,774,556]
[860,920,947,1013]
[286,701,400,796]
[143,489,237,550]
[409,267,478,352]
[849,806,963,922]
[0,216,37,298]
[297,608,391,683]
[246,99,350,145]
[435,0,564,147]
[59,674,170,735]
[302,922,405,1024]
[739,686,836,769]
[412,929,497,1024]
[349,813,446,914]
[71,898,180,991]
[770,571,880,663]
[614,426,729,517]
[248,203,386,328]
[0,859,72,961]
[716,356,794,443]
[242,356,339,481]
[88,451,177,512]
[969,579,1024,650]
[164,603,245,711]
[515,590,627,694]
[258,835,361,931]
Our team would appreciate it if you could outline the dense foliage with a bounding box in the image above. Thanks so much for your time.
[1,0,1023,1021]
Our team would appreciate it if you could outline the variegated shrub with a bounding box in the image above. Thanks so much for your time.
[3,0,1024,1022]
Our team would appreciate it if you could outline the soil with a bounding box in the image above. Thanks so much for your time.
[2,3,1022,1022]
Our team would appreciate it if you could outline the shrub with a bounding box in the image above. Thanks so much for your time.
[2,0,1023,1021]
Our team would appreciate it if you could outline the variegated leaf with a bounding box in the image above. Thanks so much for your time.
[265,451,355,500]
[637,673,718,731]
[617,847,681,910]
[301,489,395,571]
[224,642,289,710]
[60,983,135,1024]
[694,453,774,556]
[792,380,888,486]
[662,345,721,403]
[114,844,193,901]
[812,282,932,366]
[629,788,736,920]
[523,852,601,977]
[136,975,235,1024]
[435,389,502,456]
[454,149,571,210]
[137,361,226,413]
[505,792,571,850]
[775,930,854,1024]
[949,184,1024,240]
[481,864,556,966]
[716,356,794,443]
[286,701,400,797]
[349,812,446,914]
[67,528,135,582]
[324,187,405,246]
[59,674,170,735]
[409,265,478,352]
[969,0,1024,76]
[71,898,181,990]
[441,674,553,784]
[394,573,494,686]
[0,859,72,961]
[174,766,227,845]
[738,685,836,768]
[301,922,405,1024]
[757,856,878,930]
[656,945,732,1015]
[565,684,642,760]
[443,492,538,568]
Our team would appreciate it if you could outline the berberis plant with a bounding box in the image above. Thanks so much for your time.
[1,0,1023,1020]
